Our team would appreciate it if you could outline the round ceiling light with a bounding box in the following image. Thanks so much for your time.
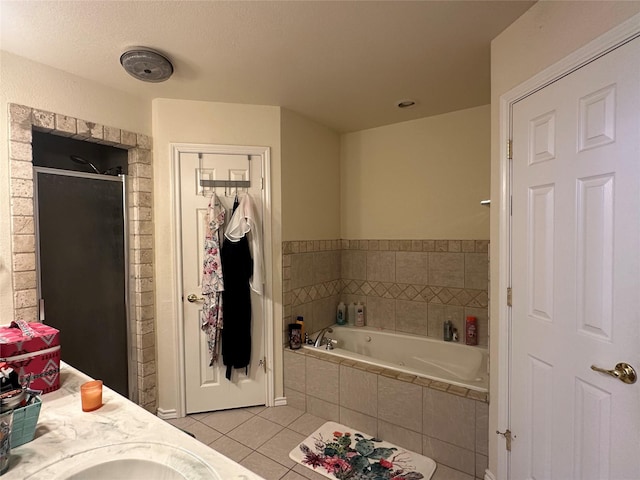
[120,48,173,83]
[396,99,417,109]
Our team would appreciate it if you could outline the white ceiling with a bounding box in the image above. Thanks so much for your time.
[0,1,534,133]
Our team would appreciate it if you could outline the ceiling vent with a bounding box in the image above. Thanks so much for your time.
[120,48,173,83]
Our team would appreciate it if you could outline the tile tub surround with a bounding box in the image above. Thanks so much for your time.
[282,239,488,346]
[283,348,489,480]
[8,105,156,412]
[8,362,262,480]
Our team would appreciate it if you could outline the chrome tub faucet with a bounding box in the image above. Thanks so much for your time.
[313,327,333,347]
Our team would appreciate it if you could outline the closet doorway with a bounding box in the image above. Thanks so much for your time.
[174,144,273,414]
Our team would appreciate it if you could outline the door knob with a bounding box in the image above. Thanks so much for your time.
[590,362,637,384]
[186,294,205,303]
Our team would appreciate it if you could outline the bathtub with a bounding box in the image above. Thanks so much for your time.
[304,325,488,392]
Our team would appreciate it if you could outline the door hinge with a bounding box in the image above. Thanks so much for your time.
[507,139,513,160]
[261,177,264,190]
[258,357,267,373]
[496,429,514,452]
[507,287,512,307]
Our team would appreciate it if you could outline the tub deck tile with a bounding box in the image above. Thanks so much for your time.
[365,365,385,375]
[351,361,370,372]
[466,390,489,402]
[396,373,418,383]
[429,381,450,392]
[413,377,432,387]
[338,359,357,367]
[447,385,470,398]
[380,369,399,379]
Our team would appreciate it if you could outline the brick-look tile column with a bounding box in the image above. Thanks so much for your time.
[9,105,38,323]
[7,104,157,413]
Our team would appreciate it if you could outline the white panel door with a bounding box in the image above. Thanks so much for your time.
[510,38,639,479]
[180,151,266,414]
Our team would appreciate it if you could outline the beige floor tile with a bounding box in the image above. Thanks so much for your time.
[256,428,305,468]
[209,435,252,463]
[281,471,309,480]
[228,415,284,449]
[292,463,328,480]
[258,405,305,427]
[165,416,196,431]
[240,451,289,480]
[432,464,474,480]
[198,408,254,434]
[287,413,327,436]
[189,411,213,421]
[184,421,223,445]
[245,405,268,415]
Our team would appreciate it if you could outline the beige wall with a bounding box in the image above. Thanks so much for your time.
[151,98,283,413]
[340,105,490,240]
[281,109,341,241]
[489,2,640,475]
[0,51,151,324]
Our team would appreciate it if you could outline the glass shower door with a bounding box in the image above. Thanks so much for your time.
[35,168,130,397]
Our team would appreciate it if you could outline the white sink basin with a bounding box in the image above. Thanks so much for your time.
[25,442,222,480]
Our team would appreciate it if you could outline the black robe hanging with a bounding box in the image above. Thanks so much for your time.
[220,226,253,380]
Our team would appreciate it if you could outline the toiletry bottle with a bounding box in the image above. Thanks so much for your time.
[336,302,346,325]
[355,302,365,327]
[347,303,356,326]
[465,316,478,345]
[289,323,302,349]
[296,316,305,339]
[443,320,453,341]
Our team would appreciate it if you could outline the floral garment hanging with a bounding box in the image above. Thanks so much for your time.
[201,193,225,365]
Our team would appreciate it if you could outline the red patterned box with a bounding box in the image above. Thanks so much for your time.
[0,321,60,394]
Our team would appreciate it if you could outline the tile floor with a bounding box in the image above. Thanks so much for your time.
[165,405,474,480]
[166,405,329,480]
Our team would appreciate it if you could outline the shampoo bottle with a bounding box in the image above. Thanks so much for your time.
[465,316,477,345]
[296,316,305,339]
[347,303,356,326]
[336,302,347,325]
[355,302,365,327]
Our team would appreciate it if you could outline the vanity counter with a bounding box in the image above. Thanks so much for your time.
[5,363,263,479]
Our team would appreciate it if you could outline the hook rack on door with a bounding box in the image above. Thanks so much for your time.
[197,152,251,193]
[199,179,251,188]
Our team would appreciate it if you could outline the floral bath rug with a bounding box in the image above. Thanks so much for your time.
[289,421,437,480]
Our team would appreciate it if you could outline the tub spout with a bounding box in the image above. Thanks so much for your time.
[313,327,333,347]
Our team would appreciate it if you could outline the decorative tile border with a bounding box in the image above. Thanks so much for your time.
[341,280,488,308]
[8,104,156,412]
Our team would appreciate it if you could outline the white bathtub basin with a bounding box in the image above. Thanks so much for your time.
[24,442,222,480]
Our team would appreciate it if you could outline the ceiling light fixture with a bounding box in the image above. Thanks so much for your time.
[120,48,173,83]
[396,100,417,109]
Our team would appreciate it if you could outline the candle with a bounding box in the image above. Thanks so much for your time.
[80,380,103,412]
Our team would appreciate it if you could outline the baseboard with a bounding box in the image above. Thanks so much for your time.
[484,469,496,480]
[156,407,178,419]
[274,396,287,407]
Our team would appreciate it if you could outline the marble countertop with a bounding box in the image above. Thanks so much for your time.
[5,363,264,479]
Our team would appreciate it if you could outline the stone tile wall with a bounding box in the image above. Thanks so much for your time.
[8,104,156,412]
[284,348,489,479]
[282,238,489,346]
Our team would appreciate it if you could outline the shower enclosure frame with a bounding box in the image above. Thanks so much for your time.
[33,167,136,399]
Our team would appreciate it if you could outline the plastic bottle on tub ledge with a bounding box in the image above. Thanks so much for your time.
[355,302,365,327]
[465,316,478,345]
[336,302,347,325]
[347,302,356,326]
